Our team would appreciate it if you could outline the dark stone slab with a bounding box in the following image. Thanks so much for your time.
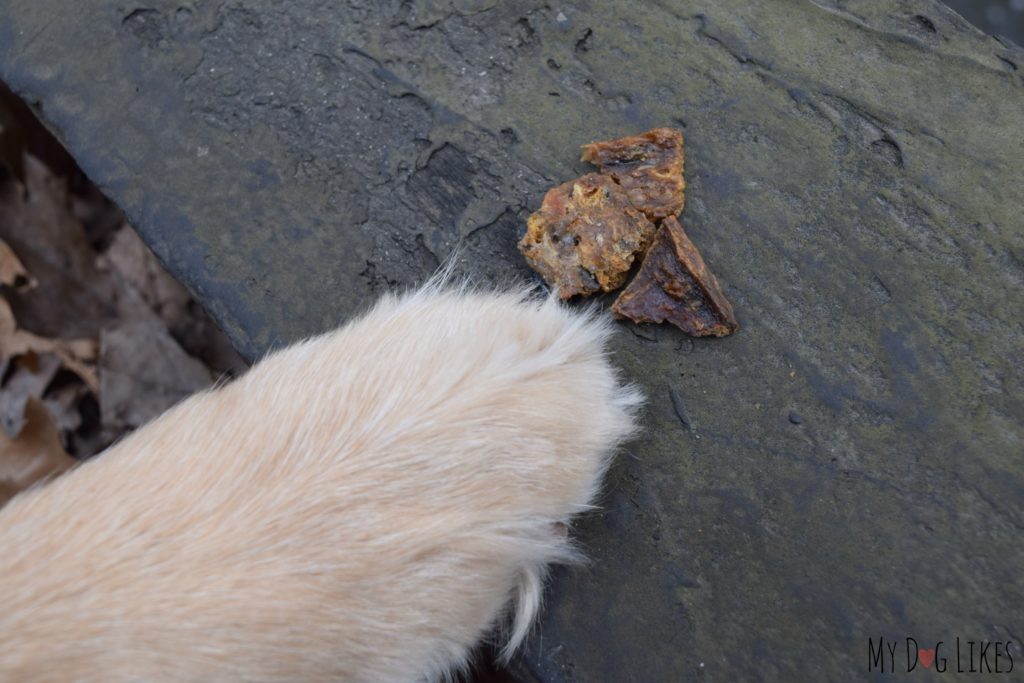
[2,1,1022,679]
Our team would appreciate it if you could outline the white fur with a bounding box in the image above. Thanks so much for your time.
[0,283,640,682]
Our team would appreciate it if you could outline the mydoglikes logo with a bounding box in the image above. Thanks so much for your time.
[868,638,1014,674]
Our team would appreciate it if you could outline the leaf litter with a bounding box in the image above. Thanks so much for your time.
[0,89,247,508]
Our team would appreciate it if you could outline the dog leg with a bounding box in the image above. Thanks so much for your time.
[0,285,640,683]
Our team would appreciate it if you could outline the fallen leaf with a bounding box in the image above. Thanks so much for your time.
[0,397,76,508]
[0,351,61,438]
[98,226,247,376]
[101,225,192,323]
[0,147,245,462]
[0,155,122,339]
[0,296,98,391]
[100,318,214,430]
[41,376,90,439]
[71,182,128,248]
[0,238,35,291]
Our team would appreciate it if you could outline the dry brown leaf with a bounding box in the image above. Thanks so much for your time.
[41,378,90,439]
[0,238,35,292]
[100,318,213,430]
[0,296,98,391]
[102,226,191,320]
[0,155,122,339]
[0,149,244,462]
[0,397,76,508]
[0,352,61,437]
[99,227,247,376]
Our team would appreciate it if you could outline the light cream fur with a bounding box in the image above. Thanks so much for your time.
[0,283,640,683]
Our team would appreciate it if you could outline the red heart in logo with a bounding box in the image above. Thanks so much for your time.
[919,648,935,668]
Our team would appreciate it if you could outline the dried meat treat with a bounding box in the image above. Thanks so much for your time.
[518,173,656,299]
[612,216,738,337]
[581,127,685,220]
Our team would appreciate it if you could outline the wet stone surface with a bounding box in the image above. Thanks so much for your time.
[1,1,1023,679]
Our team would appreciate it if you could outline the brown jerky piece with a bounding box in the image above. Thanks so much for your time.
[612,216,738,337]
[518,173,656,299]
[581,124,684,218]
[581,127,685,220]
